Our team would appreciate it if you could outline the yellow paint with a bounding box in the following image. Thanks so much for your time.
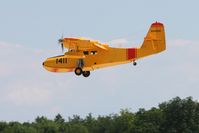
[43,22,166,75]
[137,22,166,59]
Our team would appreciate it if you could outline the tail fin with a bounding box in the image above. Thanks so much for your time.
[137,22,166,59]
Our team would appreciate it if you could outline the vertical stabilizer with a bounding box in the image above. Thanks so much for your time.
[137,22,166,59]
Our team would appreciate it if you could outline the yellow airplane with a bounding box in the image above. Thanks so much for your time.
[43,22,166,77]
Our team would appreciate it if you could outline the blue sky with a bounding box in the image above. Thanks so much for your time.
[0,0,199,122]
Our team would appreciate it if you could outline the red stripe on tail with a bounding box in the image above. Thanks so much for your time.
[151,22,163,27]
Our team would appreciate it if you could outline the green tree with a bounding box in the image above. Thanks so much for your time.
[64,124,88,133]
[112,109,135,133]
[54,114,65,132]
[34,116,58,133]
[2,121,36,133]
[68,115,83,124]
[83,113,97,133]
[0,122,7,132]
[159,97,199,133]
[130,108,163,133]
[1,96,199,133]
[54,114,65,124]
[95,115,114,133]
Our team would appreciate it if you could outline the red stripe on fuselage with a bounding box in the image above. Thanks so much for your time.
[127,48,136,60]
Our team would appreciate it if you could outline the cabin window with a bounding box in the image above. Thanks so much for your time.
[91,51,97,55]
[83,51,89,55]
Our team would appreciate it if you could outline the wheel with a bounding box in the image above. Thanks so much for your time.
[82,71,90,77]
[75,67,82,76]
[133,61,137,66]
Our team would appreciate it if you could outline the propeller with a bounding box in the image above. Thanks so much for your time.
[58,35,64,53]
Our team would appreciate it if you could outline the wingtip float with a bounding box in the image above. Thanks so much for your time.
[43,22,166,77]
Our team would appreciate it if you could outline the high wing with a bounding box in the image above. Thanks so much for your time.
[61,37,108,51]
[94,42,108,50]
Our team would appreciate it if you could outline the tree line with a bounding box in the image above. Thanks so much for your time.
[1,96,199,133]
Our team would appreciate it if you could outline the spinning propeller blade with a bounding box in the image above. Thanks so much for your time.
[58,35,64,53]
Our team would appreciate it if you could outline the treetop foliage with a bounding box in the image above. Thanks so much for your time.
[1,97,199,133]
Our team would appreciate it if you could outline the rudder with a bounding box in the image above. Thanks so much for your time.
[137,22,166,59]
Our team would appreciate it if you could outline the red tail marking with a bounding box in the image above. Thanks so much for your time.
[127,48,136,60]
[151,22,164,27]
